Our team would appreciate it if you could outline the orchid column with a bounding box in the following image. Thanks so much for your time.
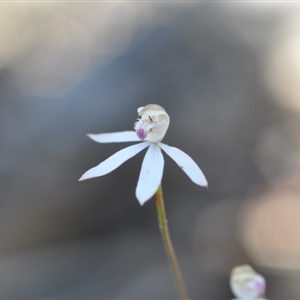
[79,104,208,299]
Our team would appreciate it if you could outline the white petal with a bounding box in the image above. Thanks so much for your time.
[136,144,164,205]
[87,131,140,143]
[159,143,208,186]
[79,142,150,181]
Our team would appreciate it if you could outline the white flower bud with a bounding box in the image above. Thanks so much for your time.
[134,104,170,143]
[230,265,266,299]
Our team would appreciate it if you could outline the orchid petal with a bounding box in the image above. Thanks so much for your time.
[136,144,164,205]
[79,142,150,181]
[159,143,208,186]
[88,131,140,143]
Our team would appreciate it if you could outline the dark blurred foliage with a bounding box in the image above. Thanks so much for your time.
[1,2,300,299]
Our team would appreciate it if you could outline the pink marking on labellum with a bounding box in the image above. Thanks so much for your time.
[136,128,147,140]
[255,279,266,295]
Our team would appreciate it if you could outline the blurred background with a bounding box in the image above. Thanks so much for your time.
[1,2,300,299]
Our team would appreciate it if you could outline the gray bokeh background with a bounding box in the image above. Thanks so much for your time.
[1,2,300,299]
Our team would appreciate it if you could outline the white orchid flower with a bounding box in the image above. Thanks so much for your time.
[79,104,207,205]
[230,265,267,300]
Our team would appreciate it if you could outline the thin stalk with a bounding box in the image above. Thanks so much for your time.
[155,185,189,300]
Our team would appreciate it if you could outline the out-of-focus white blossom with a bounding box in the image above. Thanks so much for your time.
[79,104,207,205]
[230,265,266,299]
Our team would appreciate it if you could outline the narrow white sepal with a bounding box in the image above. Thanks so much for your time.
[159,143,208,186]
[79,142,150,181]
[87,131,140,143]
[136,143,164,205]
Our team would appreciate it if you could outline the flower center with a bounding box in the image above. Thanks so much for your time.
[134,116,155,141]
[133,104,170,143]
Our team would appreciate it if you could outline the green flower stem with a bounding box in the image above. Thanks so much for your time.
[155,185,189,300]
